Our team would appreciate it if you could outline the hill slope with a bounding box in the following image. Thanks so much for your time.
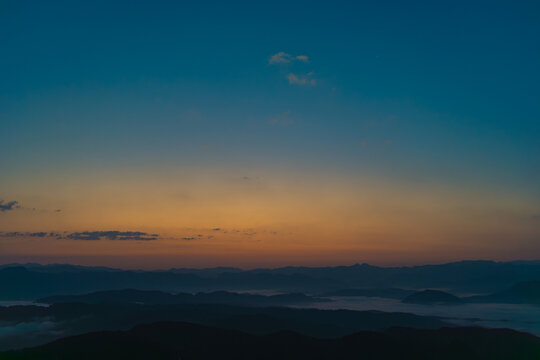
[0,302,448,350]
[3,321,540,360]
[402,290,463,304]
[37,289,322,306]
[465,281,540,305]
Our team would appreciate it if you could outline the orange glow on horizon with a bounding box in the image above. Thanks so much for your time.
[1,167,538,268]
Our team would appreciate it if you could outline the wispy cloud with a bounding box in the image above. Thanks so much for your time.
[0,231,62,238]
[0,227,279,242]
[0,230,159,241]
[287,73,316,86]
[269,51,292,64]
[268,111,294,126]
[268,52,309,65]
[268,52,316,86]
[181,233,203,241]
[0,321,59,338]
[67,231,158,241]
[0,200,62,214]
[0,200,19,212]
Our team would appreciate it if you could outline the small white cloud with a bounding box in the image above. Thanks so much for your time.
[287,73,316,86]
[269,52,309,65]
[269,52,293,64]
[269,52,317,86]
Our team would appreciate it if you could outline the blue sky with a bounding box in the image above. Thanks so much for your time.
[0,0,539,267]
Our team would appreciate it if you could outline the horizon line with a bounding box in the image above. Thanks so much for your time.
[2,258,540,272]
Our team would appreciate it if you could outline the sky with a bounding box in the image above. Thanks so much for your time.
[0,0,539,269]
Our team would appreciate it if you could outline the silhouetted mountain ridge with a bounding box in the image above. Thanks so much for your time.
[401,282,540,305]
[3,260,540,299]
[3,321,539,359]
[465,281,540,305]
[0,302,448,350]
[402,290,463,304]
[324,287,414,299]
[37,289,323,306]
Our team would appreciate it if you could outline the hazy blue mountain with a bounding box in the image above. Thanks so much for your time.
[0,266,206,300]
[37,289,324,306]
[399,282,540,305]
[3,260,540,300]
[0,263,122,273]
[402,290,463,305]
[323,288,414,299]
[465,281,540,305]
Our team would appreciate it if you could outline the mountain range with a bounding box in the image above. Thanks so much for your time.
[3,260,540,300]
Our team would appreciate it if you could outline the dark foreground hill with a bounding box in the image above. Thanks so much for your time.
[0,302,447,350]
[3,321,540,360]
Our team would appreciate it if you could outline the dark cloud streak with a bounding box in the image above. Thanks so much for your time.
[0,230,159,241]
[0,200,19,212]
[67,231,158,241]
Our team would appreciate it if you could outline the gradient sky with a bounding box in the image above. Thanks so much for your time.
[1,0,539,269]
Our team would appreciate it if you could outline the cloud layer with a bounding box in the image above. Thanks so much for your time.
[0,231,159,241]
[0,200,19,212]
[0,227,276,243]
[67,231,159,241]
